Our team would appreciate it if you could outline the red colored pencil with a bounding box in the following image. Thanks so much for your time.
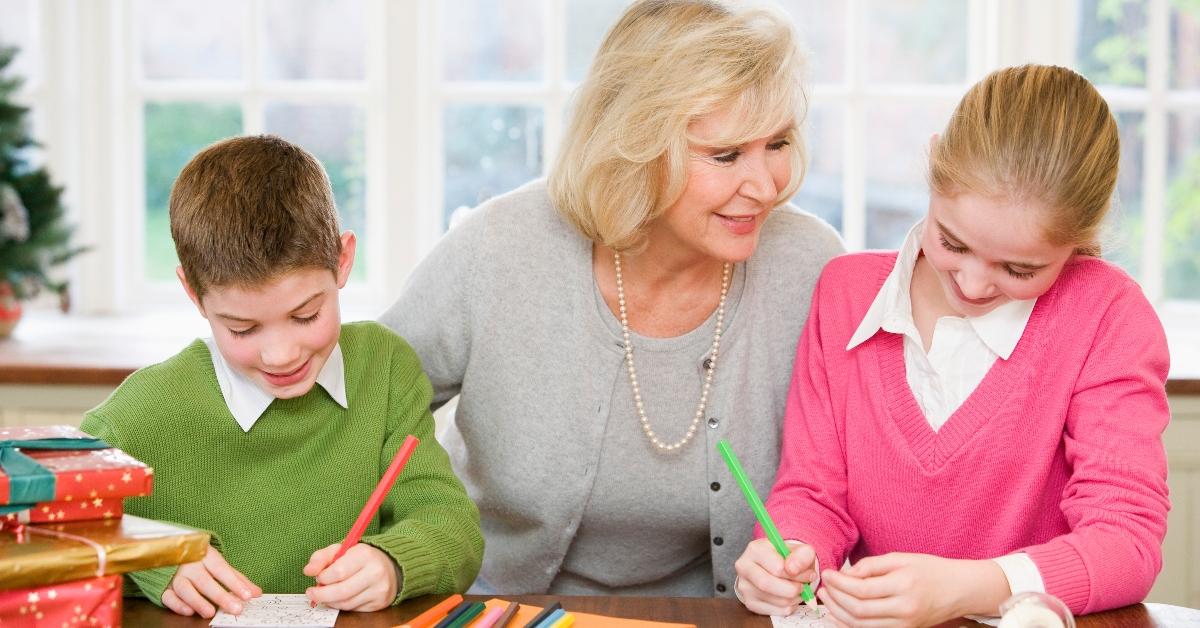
[333,434,421,563]
[310,434,421,607]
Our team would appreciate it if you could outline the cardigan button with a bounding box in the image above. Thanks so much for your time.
[716,583,727,593]
[707,417,719,429]
[713,536,724,546]
[702,357,714,370]
[710,482,721,492]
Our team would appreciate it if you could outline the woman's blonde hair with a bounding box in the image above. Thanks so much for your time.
[929,64,1119,255]
[548,0,807,252]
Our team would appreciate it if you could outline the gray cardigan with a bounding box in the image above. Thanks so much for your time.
[380,180,843,597]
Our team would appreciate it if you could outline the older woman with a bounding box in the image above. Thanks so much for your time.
[380,0,842,597]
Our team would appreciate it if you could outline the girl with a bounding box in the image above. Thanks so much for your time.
[735,64,1170,626]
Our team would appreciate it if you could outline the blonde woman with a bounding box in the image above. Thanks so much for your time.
[381,0,842,596]
[737,65,1170,625]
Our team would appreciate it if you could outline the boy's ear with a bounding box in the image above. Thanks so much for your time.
[176,266,208,318]
[335,231,357,289]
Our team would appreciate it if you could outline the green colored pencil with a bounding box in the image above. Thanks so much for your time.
[445,601,486,628]
[717,439,815,605]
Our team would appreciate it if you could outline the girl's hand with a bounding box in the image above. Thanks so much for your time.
[303,543,400,612]
[162,545,262,618]
[818,553,1009,627]
[733,539,819,616]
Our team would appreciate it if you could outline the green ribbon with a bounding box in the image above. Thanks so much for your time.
[0,436,110,514]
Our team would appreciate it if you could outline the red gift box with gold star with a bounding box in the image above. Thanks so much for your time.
[0,574,121,627]
[0,426,151,524]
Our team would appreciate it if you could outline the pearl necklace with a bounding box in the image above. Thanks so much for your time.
[614,252,731,453]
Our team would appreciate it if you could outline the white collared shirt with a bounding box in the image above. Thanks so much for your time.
[846,221,1035,429]
[846,221,1046,600]
[203,338,349,432]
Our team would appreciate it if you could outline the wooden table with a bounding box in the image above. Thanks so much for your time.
[124,595,1200,627]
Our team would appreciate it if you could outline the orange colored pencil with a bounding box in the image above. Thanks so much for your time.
[395,593,464,628]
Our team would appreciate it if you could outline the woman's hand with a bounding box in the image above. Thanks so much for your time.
[161,545,262,618]
[303,543,400,612]
[818,552,1009,627]
[734,539,819,616]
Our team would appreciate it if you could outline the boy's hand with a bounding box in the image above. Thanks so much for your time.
[734,539,818,616]
[817,552,1008,628]
[303,543,400,612]
[162,545,262,618]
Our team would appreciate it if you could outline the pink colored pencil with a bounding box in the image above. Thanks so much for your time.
[471,605,507,628]
[333,434,420,563]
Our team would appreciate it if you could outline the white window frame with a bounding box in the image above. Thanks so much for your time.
[113,0,390,313]
[10,0,1197,325]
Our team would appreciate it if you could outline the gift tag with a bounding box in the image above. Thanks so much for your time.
[771,605,835,627]
[209,594,338,628]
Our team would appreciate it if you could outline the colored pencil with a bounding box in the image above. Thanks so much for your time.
[433,600,474,628]
[548,612,575,628]
[471,605,507,628]
[533,609,565,628]
[494,602,521,628]
[398,594,463,628]
[521,601,562,628]
[332,435,421,563]
[445,601,486,628]
[717,439,815,605]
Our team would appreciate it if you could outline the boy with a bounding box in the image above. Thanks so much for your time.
[81,135,483,618]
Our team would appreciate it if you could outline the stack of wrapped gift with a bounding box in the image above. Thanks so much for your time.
[0,426,209,626]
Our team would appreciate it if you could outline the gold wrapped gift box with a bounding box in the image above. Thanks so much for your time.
[0,515,208,590]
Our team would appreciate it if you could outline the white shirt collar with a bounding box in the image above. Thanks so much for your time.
[846,221,1035,359]
[203,339,349,432]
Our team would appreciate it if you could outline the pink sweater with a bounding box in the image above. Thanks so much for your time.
[765,252,1171,615]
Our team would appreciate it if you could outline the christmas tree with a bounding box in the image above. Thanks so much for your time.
[0,44,84,307]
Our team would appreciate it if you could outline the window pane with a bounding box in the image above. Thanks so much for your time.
[864,101,955,249]
[864,0,966,84]
[794,106,843,233]
[1105,111,1145,280]
[262,0,366,81]
[0,0,36,83]
[443,104,544,227]
[1165,112,1200,300]
[1075,0,1148,88]
[264,103,367,280]
[442,0,544,82]
[144,102,243,282]
[1172,2,1200,89]
[139,0,244,81]
[774,0,846,84]
[565,0,629,82]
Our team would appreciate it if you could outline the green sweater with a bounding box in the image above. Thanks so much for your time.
[81,321,482,605]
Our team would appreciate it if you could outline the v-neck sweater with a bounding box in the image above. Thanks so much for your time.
[765,251,1171,615]
[82,322,483,604]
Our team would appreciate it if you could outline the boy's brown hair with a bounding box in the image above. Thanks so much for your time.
[169,134,341,299]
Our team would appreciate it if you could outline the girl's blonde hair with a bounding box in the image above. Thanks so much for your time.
[930,64,1119,255]
[548,0,807,252]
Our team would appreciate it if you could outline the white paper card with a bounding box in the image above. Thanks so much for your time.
[771,605,836,627]
[209,594,339,627]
